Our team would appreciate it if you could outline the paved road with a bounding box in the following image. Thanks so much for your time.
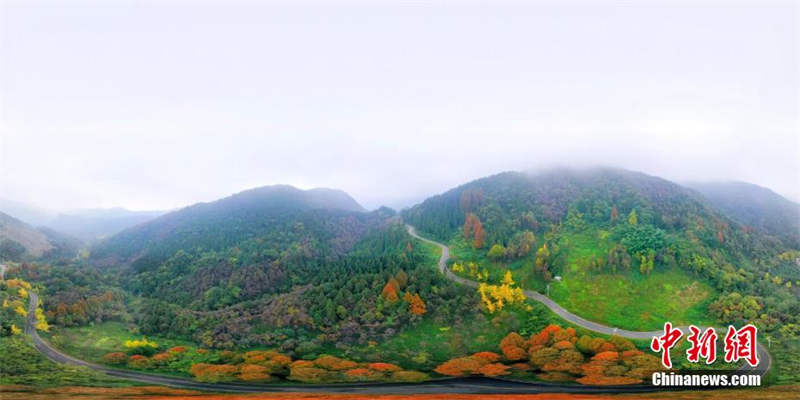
[405,225,771,378]
[22,225,770,394]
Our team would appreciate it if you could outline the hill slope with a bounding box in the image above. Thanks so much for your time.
[686,181,800,248]
[0,211,54,259]
[90,185,372,270]
[403,167,798,329]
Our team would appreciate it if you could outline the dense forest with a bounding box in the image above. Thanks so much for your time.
[403,168,800,382]
[3,171,800,385]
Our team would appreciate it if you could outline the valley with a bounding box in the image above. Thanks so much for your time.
[1,168,799,393]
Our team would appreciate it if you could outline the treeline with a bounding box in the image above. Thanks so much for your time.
[131,223,481,352]
[402,168,800,357]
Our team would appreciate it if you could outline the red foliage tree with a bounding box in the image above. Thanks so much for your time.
[434,357,482,376]
[190,363,239,383]
[404,292,427,316]
[239,364,271,381]
[473,219,486,249]
[381,282,399,302]
[103,352,127,365]
[314,355,358,371]
[471,352,501,363]
[477,363,511,377]
[367,362,402,372]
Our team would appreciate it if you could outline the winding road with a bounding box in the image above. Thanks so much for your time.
[404,225,771,377]
[20,225,770,393]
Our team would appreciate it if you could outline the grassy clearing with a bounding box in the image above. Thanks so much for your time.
[47,321,194,365]
[550,267,713,331]
[0,336,129,388]
[350,302,564,372]
[448,230,715,332]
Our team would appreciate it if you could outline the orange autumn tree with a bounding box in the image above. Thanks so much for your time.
[403,292,427,316]
[473,219,486,248]
[434,352,511,377]
[190,363,239,383]
[500,332,528,361]
[431,325,663,385]
[380,279,400,302]
[103,352,127,365]
[313,355,358,371]
[239,364,271,381]
[463,213,486,249]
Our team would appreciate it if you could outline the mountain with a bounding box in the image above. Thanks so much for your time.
[0,198,55,226]
[401,167,799,342]
[0,198,165,243]
[0,211,54,259]
[90,185,374,270]
[403,166,797,287]
[403,167,727,243]
[686,181,800,248]
[45,208,166,243]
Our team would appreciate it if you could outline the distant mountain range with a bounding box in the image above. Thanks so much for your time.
[685,181,800,248]
[2,172,797,265]
[0,211,80,260]
[0,198,165,243]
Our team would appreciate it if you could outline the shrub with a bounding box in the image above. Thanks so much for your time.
[190,363,239,383]
[529,330,551,347]
[103,352,127,365]
[434,357,482,376]
[290,360,314,368]
[239,364,271,381]
[477,363,511,376]
[150,352,172,365]
[391,370,429,382]
[124,338,159,356]
[367,362,402,372]
[554,340,574,350]
[314,355,357,371]
[243,351,269,365]
[128,354,150,368]
[289,366,334,383]
[592,351,620,362]
[168,346,187,354]
[471,352,501,363]
[344,368,380,381]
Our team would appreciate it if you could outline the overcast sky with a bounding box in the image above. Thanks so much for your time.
[1,0,797,212]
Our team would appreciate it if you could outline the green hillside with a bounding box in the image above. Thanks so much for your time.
[686,181,800,248]
[403,167,799,336]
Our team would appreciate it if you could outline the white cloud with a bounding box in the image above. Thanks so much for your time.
[1,0,797,210]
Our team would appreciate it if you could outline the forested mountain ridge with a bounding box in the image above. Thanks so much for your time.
[404,168,733,243]
[0,211,54,259]
[685,181,800,248]
[0,211,80,261]
[402,167,800,337]
[90,185,372,270]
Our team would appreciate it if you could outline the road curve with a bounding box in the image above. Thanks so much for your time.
[25,293,670,394]
[22,223,769,394]
[405,225,771,378]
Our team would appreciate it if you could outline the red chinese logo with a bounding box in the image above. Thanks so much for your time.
[650,322,683,368]
[724,324,759,367]
[686,325,718,364]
